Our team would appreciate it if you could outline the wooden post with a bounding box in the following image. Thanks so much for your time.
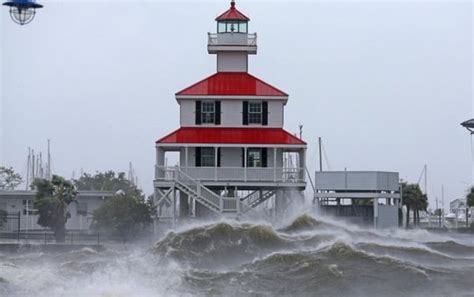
[244,147,248,182]
[273,147,277,182]
[185,147,189,171]
[214,147,218,181]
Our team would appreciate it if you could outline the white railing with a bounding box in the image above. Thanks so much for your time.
[155,166,305,183]
[156,167,245,213]
[174,169,222,209]
[208,32,257,46]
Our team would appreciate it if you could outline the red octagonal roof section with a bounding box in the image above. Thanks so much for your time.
[156,128,306,145]
[176,72,288,97]
[216,1,250,21]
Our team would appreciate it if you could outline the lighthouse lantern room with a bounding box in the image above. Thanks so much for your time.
[154,1,306,222]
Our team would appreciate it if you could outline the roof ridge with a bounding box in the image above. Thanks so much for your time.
[215,1,250,21]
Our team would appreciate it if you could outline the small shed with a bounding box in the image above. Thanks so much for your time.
[313,171,401,228]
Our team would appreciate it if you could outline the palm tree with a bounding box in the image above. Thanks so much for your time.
[32,175,77,242]
[402,183,428,228]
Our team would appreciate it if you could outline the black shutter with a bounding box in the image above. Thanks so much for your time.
[215,101,221,125]
[242,148,245,167]
[262,101,268,126]
[243,101,249,125]
[261,148,268,168]
[217,148,221,167]
[195,101,202,125]
[195,147,201,167]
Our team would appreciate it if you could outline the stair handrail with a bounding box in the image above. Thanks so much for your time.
[241,190,259,202]
[249,190,276,207]
[173,166,223,211]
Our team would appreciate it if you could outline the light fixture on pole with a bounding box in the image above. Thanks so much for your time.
[461,119,474,134]
[461,118,474,185]
[2,0,43,25]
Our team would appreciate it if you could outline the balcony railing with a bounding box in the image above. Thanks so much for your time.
[155,166,305,183]
[208,33,257,47]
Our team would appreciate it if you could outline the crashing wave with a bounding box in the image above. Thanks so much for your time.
[154,222,287,268]
[280,213,324,232]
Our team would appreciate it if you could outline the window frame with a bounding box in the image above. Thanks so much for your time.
[248,101,262,124]
[201,101,216,124]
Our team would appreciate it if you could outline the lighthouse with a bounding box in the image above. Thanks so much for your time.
[154,1,307,222]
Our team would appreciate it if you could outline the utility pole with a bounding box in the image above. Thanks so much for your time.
[318,137,323,172]
[441,185,445,228]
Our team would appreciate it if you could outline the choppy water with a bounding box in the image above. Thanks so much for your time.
[1,213,473,297]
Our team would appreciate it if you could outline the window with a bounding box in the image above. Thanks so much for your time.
[201,101,215,124]
[217,21,248,33]
[248,102,262,124]
[218,22,226,33]
[201,148,216,167]
[22,199,35,215]
[247,149,262,167]
[77,203,88,216]
[239,22,248,33]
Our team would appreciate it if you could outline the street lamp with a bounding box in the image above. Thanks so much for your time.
[461,118,474,134]
[2,0,43,25]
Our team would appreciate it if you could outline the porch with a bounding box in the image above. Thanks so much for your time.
[155,165,305,184]
[154,145,306,186]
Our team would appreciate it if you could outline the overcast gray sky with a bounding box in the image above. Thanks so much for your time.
[1,1,472,208]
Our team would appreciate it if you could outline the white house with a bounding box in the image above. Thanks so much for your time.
[0,190,113,232]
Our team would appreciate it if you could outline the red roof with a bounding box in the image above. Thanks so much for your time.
[176,72,288,97]
[156,128,306,145]
[216,1,250,21]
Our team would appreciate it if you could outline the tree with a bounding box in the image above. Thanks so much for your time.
[466,186,474,208]
[76,170,152,241]
[91,194,152,242]
[0,166,23,190]
[74,171,143,198]
[401,183,428,228]
[465,186,474,228]
[32,175,77,242]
